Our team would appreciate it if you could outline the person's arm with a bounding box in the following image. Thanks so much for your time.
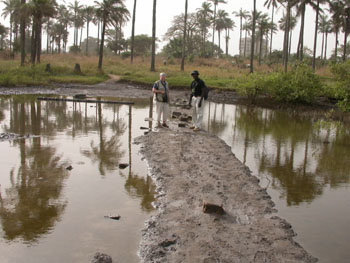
[198,81,205,108]
[188,82,194,106]
[152,82,164,94]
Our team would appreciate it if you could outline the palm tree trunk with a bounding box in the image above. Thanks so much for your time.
[244,29,247,57]
[9,18,12,56]
[20,0,26,66]
[80,26,83,48]
[284,4,291,73]
[130,0,137,64]
[335,29,338,60]
[98,18,106,69]
[325,32,328,60]
[289,29,292,58]
[269,4,274,56]
[181,0,188,71]
[321,32,324,60]
[250,0,256,74]
[218,30,221,52]
[297,3,305,61]
[97,20,100,54]
[312,0,320,71]
[150,0,157,72]
[226,29,229,56]
[343,19,348,62]
[212,4,217,56]
[36,17,42,63]
[239,16,242,57]
[259,29,263,65]
[31,19,36,64]
[86,20,89,55]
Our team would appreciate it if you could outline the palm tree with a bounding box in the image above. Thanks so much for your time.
[215,9,229,53]
[342,0,350,62]
[196,2,213,56]
[318,14,331,60]
[84,6,95,56]
[257,13,270,65]
[312,0,325,71]
[130,0,137,63]
[234,8,249,57]
[1,0,20,55]
[296,0,318,61]
[20,0,25,65]
[329,0,344,60]
[207,0,227,56]
[95,0,129,69]
[68,0,82,47]
[29,0,57,64]
[150,0,156,71]
[242,21,251,57]
[279,12,297,58]
[181,0,188,71]
[250,0,256,74]
[264,0,280,56]
[224,17,235,56]
[0,24,8,50]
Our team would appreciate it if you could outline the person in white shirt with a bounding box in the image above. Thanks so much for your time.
[152,72,170,128]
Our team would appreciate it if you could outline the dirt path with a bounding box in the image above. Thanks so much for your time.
[135,123,317,263]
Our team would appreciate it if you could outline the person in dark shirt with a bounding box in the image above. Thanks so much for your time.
[152,72,170,128]
[188,70,206,131]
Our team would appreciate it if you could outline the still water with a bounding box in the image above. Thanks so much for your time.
[0,95,155,263]
[1,95,350,263]
[202,102,350,263]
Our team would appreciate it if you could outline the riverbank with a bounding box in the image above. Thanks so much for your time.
[135,124,317,262]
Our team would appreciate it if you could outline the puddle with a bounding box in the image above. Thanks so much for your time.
[0,95,154,263]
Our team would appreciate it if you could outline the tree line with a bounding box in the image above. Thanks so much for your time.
[0,0,350,72]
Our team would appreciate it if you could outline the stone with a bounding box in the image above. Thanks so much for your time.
[172,112,182,118]
[118,163,129,169]
[66,165,73,171]
[92,252,113,263]
[178,123,186,128]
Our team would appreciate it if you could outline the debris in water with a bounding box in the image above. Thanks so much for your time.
[104,215,121,220]
[118,163,129,169]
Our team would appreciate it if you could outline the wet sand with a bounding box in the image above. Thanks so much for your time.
[0,81,318,262]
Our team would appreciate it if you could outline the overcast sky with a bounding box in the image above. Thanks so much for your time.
[0,0,342,57]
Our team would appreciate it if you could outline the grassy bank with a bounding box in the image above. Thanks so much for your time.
[0,53,332,88]
[2,54,349,110]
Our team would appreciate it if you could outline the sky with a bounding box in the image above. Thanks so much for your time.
[0,0,343,57]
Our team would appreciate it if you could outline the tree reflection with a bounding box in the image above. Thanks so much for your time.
[81,103,126,175]
[0,137,68,242]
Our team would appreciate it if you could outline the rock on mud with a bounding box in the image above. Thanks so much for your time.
[92,252,113,263]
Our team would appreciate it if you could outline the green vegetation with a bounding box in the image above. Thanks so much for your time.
[1,54,350,112]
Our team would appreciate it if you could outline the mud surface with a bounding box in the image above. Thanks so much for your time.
[135,124,317,263]
[0,81,318,262]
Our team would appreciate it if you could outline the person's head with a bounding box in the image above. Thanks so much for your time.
[191,70,199,79]
[160,72,166,81]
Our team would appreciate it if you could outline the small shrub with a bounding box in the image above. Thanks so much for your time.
[232,73,267,102]
[330,61,350,111]
[267,64,322,104]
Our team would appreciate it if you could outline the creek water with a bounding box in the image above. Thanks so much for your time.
[0,95,155,263]
[0,95,349,263]
[202,101,350,263]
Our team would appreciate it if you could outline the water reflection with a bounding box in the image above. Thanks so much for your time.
[205,103,350,205]
[0,95,155,249]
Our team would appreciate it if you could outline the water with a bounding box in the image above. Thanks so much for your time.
[202,102,350,263]
[1,95,350,263]
[0,95,155,263]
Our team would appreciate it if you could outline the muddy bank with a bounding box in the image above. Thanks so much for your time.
[135,124,317,263]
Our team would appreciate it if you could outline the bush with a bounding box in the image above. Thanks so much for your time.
[232,73,267,102]
[331,61,350,111]
[267,64,321,104]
